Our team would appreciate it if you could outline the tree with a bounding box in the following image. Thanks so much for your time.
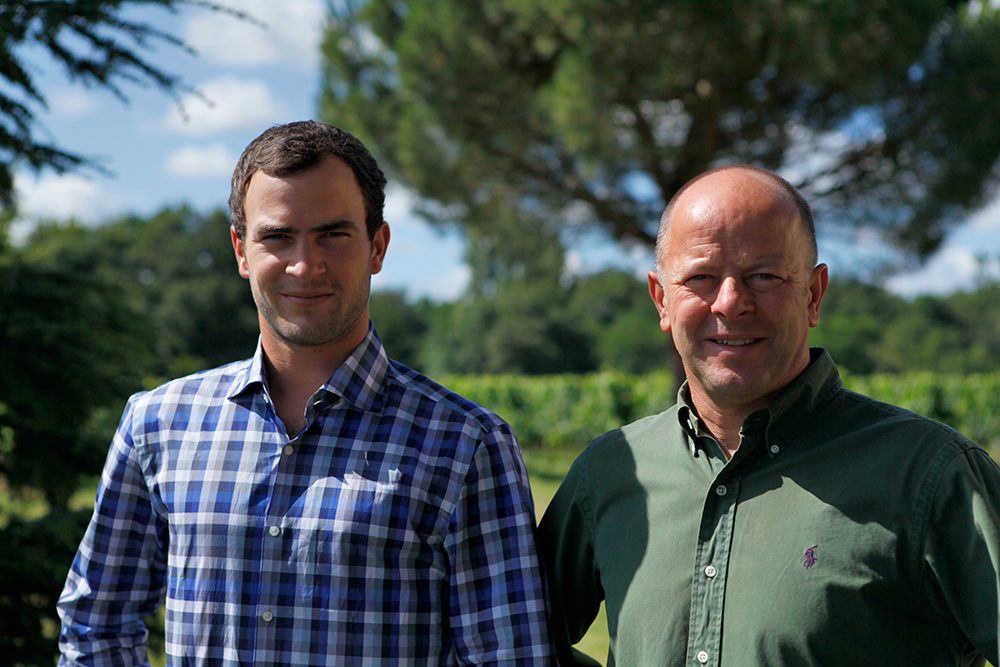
[320,0,1000,263]
[0,255,153,665]
[417,194,595,375]
[567,268,669,374]
[22,206,259,378]
[0,0,246,212]
[368,289,432,370]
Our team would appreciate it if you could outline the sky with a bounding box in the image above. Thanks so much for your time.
[11,0,1000,301]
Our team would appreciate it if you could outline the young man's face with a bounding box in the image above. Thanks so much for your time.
[649,170,827,415]
[232,155,389,355]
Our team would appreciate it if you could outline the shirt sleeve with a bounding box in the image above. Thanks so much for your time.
[445,422,556,666]
[536,447,604,667]
[57,395,167,667]
[919,443,1000,665]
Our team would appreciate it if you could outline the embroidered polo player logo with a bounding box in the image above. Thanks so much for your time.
[803,545,818,569]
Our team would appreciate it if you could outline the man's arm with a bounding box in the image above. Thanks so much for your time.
[57,397,167,667]
[920,443,1000,665]
[445,423,556,665]
[537,448,604,667]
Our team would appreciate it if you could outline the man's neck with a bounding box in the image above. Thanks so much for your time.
[260,334,357,437]
[688,389,774,460]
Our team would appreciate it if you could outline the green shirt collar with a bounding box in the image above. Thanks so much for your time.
[677,348,843,458]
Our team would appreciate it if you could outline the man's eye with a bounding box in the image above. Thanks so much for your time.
[748,273,782,288]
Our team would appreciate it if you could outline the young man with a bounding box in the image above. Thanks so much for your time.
[540,165,1000,666]
[58,121,554,666]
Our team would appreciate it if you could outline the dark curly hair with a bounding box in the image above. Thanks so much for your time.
[229,121,386,242]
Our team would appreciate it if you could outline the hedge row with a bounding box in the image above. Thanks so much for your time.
[441,370,1000,453]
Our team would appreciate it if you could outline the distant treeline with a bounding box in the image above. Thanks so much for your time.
[14,206,1000,384]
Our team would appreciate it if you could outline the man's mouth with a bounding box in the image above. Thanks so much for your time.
[283,292,331,305]
[711,338,759,347]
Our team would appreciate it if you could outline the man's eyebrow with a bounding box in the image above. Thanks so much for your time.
[312,219,360,233]
[253,219,361,237]
[253,223,295,237]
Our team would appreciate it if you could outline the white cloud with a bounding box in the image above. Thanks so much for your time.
[166,77,286,134]
[184,0,326,68]
[166,144,238,177]
[885,246,987,298]
[966,196,1000,232]
[14,172,122,225]
[49,87,100,117]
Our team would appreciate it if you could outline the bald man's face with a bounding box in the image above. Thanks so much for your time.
[648,170,828,414]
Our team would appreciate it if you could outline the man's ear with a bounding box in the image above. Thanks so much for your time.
[648,270,672,334]
[370,223,390,275]
[231,226,250,279]
[806,263,829,328]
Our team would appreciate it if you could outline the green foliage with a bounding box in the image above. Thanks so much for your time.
[568,268,668,374]
[21,206,259,379]
[0,508,93,666]
[368,290,431,369]
[442,371,677,450]
[0,255,152,666]
[0,258,151,508]
[320,0,1000,260]
[813,276,1000,375]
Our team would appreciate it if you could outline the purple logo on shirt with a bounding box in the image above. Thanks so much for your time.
[803,545,818,569]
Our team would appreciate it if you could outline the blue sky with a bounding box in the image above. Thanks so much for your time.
[11,0,1000,301]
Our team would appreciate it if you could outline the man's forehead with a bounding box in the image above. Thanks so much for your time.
[678,168,789,210]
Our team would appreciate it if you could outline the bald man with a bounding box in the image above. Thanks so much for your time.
[539,165,1000,667]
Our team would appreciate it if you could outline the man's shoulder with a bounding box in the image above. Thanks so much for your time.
[585,406,682,457]
[838,387,958,430]
[126,358,251,413]
[384,360,510,433]
[831,387,978,450]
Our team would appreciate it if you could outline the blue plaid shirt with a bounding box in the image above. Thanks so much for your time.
[58,324,555,666]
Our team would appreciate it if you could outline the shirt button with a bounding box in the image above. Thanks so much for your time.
[704,565,717,578]
[268,525,281,537]
[697,650,709,663]
[261,610,274,623]
[282,445,294,456]
[715,484,727,496]
[769,444,780,454]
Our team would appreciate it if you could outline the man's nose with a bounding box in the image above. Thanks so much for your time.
[286,240,325,278]
[711,276,753,319]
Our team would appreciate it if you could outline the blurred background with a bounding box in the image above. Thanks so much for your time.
[4,0,1000,664]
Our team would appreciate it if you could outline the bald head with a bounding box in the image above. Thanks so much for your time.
[655,166,817,275]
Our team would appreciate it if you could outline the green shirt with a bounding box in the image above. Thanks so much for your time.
[539,349,1000,667]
